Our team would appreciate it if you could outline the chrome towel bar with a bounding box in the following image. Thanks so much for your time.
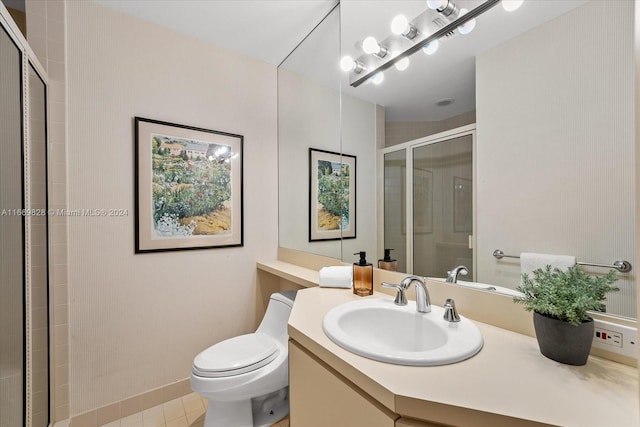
[492,249,632,273]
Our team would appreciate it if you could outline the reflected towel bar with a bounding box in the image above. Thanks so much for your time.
[492,250,632,273]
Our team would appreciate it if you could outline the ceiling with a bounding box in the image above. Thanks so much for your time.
[95,0,338,66]
[97,0,588,121]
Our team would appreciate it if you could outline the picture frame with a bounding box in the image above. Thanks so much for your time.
[308,148,356,241]
[413,168,433,234]
[134,117,243,253]
[453,176,472,233]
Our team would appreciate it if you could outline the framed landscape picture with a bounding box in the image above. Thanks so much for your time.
[309,148,356,241]
[134,117,243,253]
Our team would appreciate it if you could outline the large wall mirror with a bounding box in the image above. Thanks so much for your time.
[278,4,377,262]
[278,0,636,319]
[278,5,342,260]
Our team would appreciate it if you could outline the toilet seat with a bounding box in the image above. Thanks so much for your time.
[192,333,280,378]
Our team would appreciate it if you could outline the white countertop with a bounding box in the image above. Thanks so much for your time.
[257,260,320,288]
[288,287,639,427]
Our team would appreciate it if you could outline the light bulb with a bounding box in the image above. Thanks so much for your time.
[457,8,476,35]
[362,36,381,55]
[340,55,355,72]
[502,0,524,12]
[427,0,448,10]
[371,72,384,85]
[391,15,409,35]
[422,39,439,55]
[393,52,410,71]
[395,57,410,71]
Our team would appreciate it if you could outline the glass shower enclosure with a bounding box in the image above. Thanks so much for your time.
[0,9,51,427]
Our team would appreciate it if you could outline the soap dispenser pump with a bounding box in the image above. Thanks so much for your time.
[353,251,373,296]
[378,248,397,272]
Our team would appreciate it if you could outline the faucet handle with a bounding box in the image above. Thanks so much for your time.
[443,298,461,322]
[382,282,408,306]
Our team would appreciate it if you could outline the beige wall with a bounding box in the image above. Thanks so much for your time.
[385,111,476,148]
[25,0,70,421]
[476,0,635,318]
[66,1,278,416]
[28,65,49,427]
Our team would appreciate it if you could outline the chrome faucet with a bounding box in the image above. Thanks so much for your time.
[446,265,469,284]
[382,275,431,313]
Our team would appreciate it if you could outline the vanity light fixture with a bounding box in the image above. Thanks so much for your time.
[502,0,524,12]
[393,52,410,71]
[427,0,459,17]
[457,8,476,35]
[339,55,365,73]
[370,72,385,85]
[362,36,389,58]
[422,39,440,55]
[391,15,418,40]
[344,0,516,87]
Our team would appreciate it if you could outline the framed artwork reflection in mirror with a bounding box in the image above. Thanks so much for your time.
[309,148,356,242]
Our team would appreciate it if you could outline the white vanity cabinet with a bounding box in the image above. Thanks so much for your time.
[289,340,397,427]
[289,339,473,427]
[395,420,447,427]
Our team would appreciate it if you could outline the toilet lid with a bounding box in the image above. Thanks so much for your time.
[192,333,280,378]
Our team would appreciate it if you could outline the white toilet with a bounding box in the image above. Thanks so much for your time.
[191,291,296,427]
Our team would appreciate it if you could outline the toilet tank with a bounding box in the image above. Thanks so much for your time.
[256,291,296,344]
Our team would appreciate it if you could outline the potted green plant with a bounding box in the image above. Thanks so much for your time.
[513,265,619,365]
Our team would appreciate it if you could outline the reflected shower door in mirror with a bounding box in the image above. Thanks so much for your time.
[278,5,342,260]
[382,128,474,278]
[414,134,472,278]
[384,150,407,272]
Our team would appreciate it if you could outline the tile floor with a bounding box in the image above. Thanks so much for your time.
[98,393,289,427]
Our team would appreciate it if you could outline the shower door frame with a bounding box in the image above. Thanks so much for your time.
[0,4,51,427]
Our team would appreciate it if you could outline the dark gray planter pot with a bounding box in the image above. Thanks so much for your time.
[533,311,594,366]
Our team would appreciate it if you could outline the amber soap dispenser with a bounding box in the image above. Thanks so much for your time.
[353,251,373,296]
[378,248,398,272]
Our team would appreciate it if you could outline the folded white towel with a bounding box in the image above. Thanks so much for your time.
[520,252,576,279]
[319,266,353,289]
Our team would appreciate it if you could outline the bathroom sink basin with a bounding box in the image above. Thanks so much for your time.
[322,298,483,366]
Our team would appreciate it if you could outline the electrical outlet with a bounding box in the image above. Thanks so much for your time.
[594,327,622,347]
[592,319,637,359]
